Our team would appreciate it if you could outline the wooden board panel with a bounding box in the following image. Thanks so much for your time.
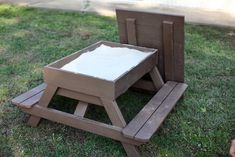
[163,21,174,81]
[74,101,88,117]
[44,41,157,100]
[126,18,137,45]
[116,9,185,82]
[122,81,177,139]
[132,80,156,92]
[134,82,188,142]
[20,91,44,108]
[44,67,115,99]
[22,105,142,146]
[115,53,157,98]
[149,66,164,90]
[11,83,46,105]
[57,88,103,106]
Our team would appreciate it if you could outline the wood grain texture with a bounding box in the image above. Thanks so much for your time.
[44,41,157,100]
[116,9,185,82]
[101,99,126,127]
[114,52,157,98]
[74,101,88,117]
[132,79,156,92]
[26,85,58,127]
[149,66,164,90]
[126,18,137,45]
[11,83,46,105]
[163,21,174,81]
[122,81,177,139]
[135,82,188,142]
[57,88,103,106]
[22,105,142,145]
[101,99,141,157]
[20,91,44,108]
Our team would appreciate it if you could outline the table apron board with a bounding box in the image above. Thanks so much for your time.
[21,105,142,146]
[44,52,157,100]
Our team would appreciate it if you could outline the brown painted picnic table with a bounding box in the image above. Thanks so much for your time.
[12,9,188,157]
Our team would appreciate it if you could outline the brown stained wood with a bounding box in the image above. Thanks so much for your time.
[100,99,141,157]
[44,67,115,100]
[114,52,157,98]
[44,41,157,100]
[74,101,88,117]
[126,18,137,45]
[57,88,103,106]
[122,81,177,139]
[134,82,188,142]
[22,105,142,145]
[27,115,41,127]
[11,83,46,105]
[20,91,44,108]
[38,85,57,107]
[116,9,185,82]
[26,85,58,127]
[163,21,174,81]
[132,80,156,92]
[149,66,164,90]
[122,143,141,157]
[101,99,126,127]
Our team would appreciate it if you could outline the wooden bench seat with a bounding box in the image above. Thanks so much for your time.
[122,81,187,142]
[11,83,47,108]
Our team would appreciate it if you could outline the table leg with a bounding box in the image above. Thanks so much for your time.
[74,101,88,117]
[101,99,141,157]
[149,66,164,90]
[27,85,58,127]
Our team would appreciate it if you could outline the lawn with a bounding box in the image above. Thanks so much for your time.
[0,4,234,157]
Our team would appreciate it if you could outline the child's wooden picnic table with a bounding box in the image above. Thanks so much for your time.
[12,9,187,157]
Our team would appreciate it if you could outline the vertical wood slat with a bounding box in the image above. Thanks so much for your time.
[74,101,88,117]
[126,18,137,45]
[149,66,164,90]
[163,21,174,81]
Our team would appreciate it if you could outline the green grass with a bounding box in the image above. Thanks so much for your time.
[0,4,234,157]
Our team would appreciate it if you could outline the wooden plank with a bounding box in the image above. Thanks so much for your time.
[20,91,44,108]
[21,105,142,146]
[74,101,88,117]
[135,82,188,142]
[11,83,46,105]
[122,81,177,139]
[149,66,164,90]
[163,21,174,81]
[122,143,141,157]
[27,115,41,127]
[101,99,126,127]
[44,67,115,100]
[100,99,141,157]
[57,88,103,106]
[132,79,156,92]
[114,52,157,98]
[126,18,137,45]
[27,85,58,127]
[116,9,185,82]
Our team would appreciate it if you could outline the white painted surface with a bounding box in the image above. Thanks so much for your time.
[61,44,153,81]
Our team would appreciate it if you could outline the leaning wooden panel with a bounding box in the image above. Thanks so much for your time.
[116,9,185,82]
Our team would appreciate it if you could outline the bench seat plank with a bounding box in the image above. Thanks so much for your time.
[122,81,177,138]
[20,91,44,108]
[122,81,187,142]
[11,83,46,107]
[135,82,187,142]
